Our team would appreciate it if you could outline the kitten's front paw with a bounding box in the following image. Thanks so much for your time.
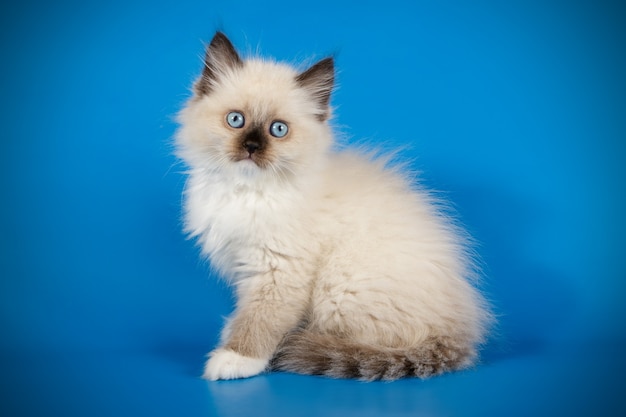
[203,348,268,381]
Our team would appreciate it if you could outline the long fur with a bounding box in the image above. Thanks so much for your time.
[270,329,476,381]
[176,32,492,381]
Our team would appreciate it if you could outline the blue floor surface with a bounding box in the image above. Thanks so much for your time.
[1,1,625,416]
[1,342,624,416]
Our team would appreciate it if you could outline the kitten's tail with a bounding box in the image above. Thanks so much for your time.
[270,330,477,381]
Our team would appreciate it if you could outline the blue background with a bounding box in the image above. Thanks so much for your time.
[1,0,624,415]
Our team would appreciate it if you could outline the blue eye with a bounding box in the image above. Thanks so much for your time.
[226,111,245,128]
[269,121,288,138]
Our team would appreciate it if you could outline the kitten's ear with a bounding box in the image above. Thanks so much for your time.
[296,57,334,121]
[195,32,243,96]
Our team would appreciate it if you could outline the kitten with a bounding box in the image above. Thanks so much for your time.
[176,32,492,381]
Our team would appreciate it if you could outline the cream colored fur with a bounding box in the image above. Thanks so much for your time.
[176,33,491,381]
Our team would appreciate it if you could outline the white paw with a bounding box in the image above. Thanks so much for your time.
[203,348,268,381]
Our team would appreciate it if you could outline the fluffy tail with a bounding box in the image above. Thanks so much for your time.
[270,330,476,381]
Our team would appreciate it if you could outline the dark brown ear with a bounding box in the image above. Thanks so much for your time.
[296,57,334,121]
[195,32,243,96]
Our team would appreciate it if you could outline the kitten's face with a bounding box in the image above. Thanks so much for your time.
[177,33,334,181]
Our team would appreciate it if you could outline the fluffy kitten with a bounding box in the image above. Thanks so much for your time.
[176,32,491,381]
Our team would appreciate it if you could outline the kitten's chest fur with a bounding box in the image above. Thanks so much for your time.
[185,170,316,279]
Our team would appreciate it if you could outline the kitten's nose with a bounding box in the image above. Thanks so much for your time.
[244,140,261,154]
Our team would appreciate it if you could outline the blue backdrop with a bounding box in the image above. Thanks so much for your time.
[1,0,624,416]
